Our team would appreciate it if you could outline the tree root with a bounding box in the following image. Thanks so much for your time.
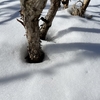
[70,0,85,16]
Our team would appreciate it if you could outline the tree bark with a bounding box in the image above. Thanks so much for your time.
[40,0,60,40]
[82,0,90,14]
[20,0,47,63]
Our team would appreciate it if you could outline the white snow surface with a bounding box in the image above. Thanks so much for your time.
[0,0,100,100]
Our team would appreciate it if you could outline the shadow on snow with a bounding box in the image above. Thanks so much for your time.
[0,42,100,84]
[52,27,100,40]
[0,0,20,24]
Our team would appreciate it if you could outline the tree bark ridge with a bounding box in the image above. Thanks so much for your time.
[20,0,47,63]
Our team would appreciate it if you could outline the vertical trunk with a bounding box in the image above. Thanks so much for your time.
[82,0,90,13]
[40,0,60,40]
[20,0,47,63]
[62,0,69,8]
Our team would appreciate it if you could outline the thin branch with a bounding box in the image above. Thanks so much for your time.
[17,19,25,27]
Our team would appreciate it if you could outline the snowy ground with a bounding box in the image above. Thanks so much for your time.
[0,0,100,100]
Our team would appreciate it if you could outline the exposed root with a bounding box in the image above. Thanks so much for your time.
[70,0,85,16]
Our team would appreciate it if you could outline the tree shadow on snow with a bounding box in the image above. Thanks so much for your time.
[0,71,33,85]
[86,9,100,24]
[20,43,28,63]
[89,4,100,8]
[0,0,18,5]
[44,42,100,56]
[0,0,20,24]
[52,27,100,40]
[40,42,100,75]
[56,14,71,19]
[1,42,100,84]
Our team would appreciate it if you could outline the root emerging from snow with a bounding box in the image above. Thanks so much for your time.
[70,0,85,16]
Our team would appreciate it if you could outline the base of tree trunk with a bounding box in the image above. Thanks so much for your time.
[70,0,91,17]
[25,51,45,63]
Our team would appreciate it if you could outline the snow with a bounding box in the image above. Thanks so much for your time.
[0,0,100,100]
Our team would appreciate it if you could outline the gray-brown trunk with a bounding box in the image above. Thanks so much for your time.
[20,0,47,63]
[82,0,90,13]
[40,0,60,40]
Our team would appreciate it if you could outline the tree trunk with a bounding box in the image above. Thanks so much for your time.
[20,0,47,63]
[82,0,90,13]
[40,0,60,40]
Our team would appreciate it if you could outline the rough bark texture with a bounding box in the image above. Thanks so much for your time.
[40,0,61,40]
[20,0,47,63]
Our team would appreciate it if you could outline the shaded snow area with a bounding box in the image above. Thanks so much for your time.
[0,0,100,100]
